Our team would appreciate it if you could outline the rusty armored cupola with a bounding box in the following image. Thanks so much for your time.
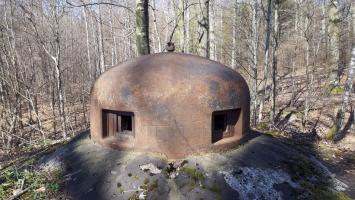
[90,53,250,158]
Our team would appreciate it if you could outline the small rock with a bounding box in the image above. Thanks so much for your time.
[140,163,162,175]
[139,191,146,199]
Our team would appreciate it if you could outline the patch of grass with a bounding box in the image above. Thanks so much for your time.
[256,122,269,131]
[179,167,205,182]
[311,188,351,200]
[179,166,205,191]
[0,167,64,199]
[318,144,334,151]
[326,125,337,140]
[47,182,60,192]
[266,129,282,138]
[295,111,304,119]
[330,86,344,95]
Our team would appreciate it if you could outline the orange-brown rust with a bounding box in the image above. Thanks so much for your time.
[90,53,250,159]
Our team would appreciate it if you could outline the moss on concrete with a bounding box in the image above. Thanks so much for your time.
[311,188,351,200]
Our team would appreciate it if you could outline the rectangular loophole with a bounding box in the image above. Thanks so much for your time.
[102,110,134,139]
[212,109,241,143]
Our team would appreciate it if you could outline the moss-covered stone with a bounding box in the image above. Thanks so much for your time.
[128,193,140,200]
[179,167,205,182]
[311,188,351,200]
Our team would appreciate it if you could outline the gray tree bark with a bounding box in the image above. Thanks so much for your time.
[251,0,258,126]
[334,3,355,140]
[198,0,210,58]
[328,0,340,85]
[258,0,272,122]
[270,0,279,123]
[136,0,150,56]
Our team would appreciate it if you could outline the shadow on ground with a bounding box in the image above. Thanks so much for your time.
[38,130,354,200]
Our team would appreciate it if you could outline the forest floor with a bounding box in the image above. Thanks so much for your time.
[1,130,354,200]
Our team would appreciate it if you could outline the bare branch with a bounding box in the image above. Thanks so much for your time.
[65,0,133,13]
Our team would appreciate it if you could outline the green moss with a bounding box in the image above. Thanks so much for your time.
[266,129,282,138]
[311,188,351,200]
[256,122,268,131]
[179,167,205,191]
[179,167,205,181]
[215,194,223,200]
[143,177,150,185]
[318,144,333,151]
[283,156,317,181]
[295,111,305,119]
[141,179,158,192]
[128,193,140,200]
[326,125,337,140]
[330,86,344,95]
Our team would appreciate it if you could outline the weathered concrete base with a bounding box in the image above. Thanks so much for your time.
[38,131,352,200]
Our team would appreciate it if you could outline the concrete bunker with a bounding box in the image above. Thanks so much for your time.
[90,53,250,158]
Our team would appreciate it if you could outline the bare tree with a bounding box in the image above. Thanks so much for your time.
[328,0,340,85]
[136,0,150,55]
[258,0,272,122]
[251,0,258,126]
[198,0,210,58]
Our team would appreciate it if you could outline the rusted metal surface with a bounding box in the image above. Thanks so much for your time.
[90,53,250,158]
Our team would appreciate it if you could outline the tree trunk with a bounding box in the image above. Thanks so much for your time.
[231,0,238,69]
[328,0,340,85]
[136,0,150,56]
[109,6,118,65]
[152,0,161,53]
[82,7,92,80]
[251,0,258,126]
[334,4,355,139]
[209,0,215,60]
[198,0,210,58]
[271,0,279,123]
[258,0,272,122]
[97,4,105,73]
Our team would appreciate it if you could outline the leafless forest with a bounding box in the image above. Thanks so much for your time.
[0,0,354,161]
